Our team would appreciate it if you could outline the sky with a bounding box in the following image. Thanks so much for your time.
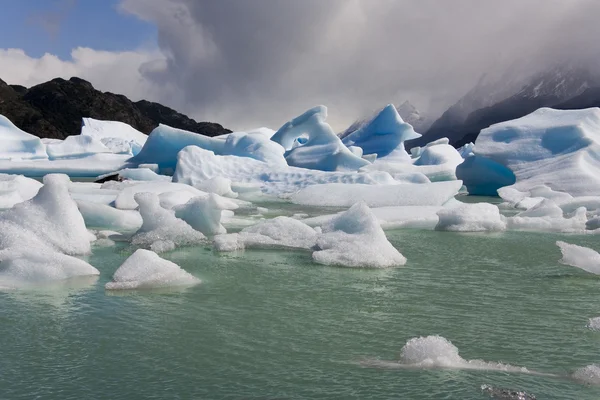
[0,0,599,131]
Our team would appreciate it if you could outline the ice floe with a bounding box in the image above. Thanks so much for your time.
[105,249,200,290]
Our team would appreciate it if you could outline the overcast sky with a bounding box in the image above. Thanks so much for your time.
[0,0,598,131]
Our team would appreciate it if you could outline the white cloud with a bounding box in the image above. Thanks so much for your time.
[0,47,171,104]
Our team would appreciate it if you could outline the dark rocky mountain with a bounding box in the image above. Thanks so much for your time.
[410,65,599,149]
[554,86,600,110]
[0,77,230,139]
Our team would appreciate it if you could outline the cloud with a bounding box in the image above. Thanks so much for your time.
[0,47,170,103]
[4,0,600,132]
[116,0,600,131]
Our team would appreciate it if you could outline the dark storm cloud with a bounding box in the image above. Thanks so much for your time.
[120,0,600,130]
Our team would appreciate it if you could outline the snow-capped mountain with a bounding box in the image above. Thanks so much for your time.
[395,101,432,132]
[412,63,600,148]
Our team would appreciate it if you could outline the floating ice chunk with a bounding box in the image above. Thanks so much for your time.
[272,106,370,171]
[131,192,205,251]
[587,317,600,331]
[99,137,136,155]
[398,335,530,373]
[341,104,421,160]
[214,216,318,251]
[0,248,99,289]
[507,200,586,232]
[456,155,516,196]
[0,114,47,160]
[435,203,506,232]
[559,197,600,214]
[179,174,238,198]
[556,241,600,275]
[105,249,200,290]
[457,142,475,158]
[81,117,148,147]
[174,193,238,236]
[0,174,42,208]
[0,153,134,178]
[573,365,600,385]
[302,206,442,231]
[480,385,537,400]
[292,180,462,208]
[224,131,286,166]
[46,135,111,160]
[586,216,600,231]
[0,174,91,255]
[474,108,600,197]
[173,146,396,196]
[133,124,285,171]
[399,335,463,367]
[313,202,406,268]
[114,181,206,210]
[76,200,142,232]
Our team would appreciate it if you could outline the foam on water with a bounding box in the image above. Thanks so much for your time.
[572,364,600,385]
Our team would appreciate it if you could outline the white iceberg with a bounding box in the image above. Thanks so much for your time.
[435,203,506,232]
[46,135,111,160]
[291,180,462,208]
[341,104,421,161]
[174,193,239,236]
[131,192,205,252]
[471,108,600,197]
[556,241,600,275]
[0,173,42,208]
[105,249,200,290]
[81,117,148,155]
[313,202,406,268]
[271,106,370,171]
[76,200,143,232]
[173,146,396,197]
[214,216,318,252]
[0,114,47,160]
[133,124,286,172]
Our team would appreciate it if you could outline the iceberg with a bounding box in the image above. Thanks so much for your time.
[506,200,586,233]
[81,117,148,155]
[470,108,600,197]
[313,202,406,268]
[362,138,464,182]
[0,174,42,209]
[114,181,206,210]
[272,106,370,171]
[46,135,111,160]
[341,104,421,160]
[0,153,134,178]
[105,249,200,290]
[133,124,286,172]
[435,203,506,232]
[76,200,143,232]
[174,193,239,236]
[556,241,600,275]
[0,174,99,288]
[291,180,462,208]
[214,216,318,252]
[131,192,205,252]
[0,114,47,160]
[173,146,396,197]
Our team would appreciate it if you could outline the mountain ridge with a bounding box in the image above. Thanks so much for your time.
[0,77,231,139]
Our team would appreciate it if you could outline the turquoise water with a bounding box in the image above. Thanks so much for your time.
[2,227,600,398]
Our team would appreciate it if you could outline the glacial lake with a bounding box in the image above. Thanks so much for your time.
[1,199,600,399]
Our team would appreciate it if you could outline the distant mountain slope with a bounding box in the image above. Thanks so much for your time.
[410,65,598,148]
[0,77,230,139]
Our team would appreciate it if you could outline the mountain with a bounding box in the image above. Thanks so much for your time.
[395,101,432,132]
[0,77,230,139]
[411,64,599,148]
